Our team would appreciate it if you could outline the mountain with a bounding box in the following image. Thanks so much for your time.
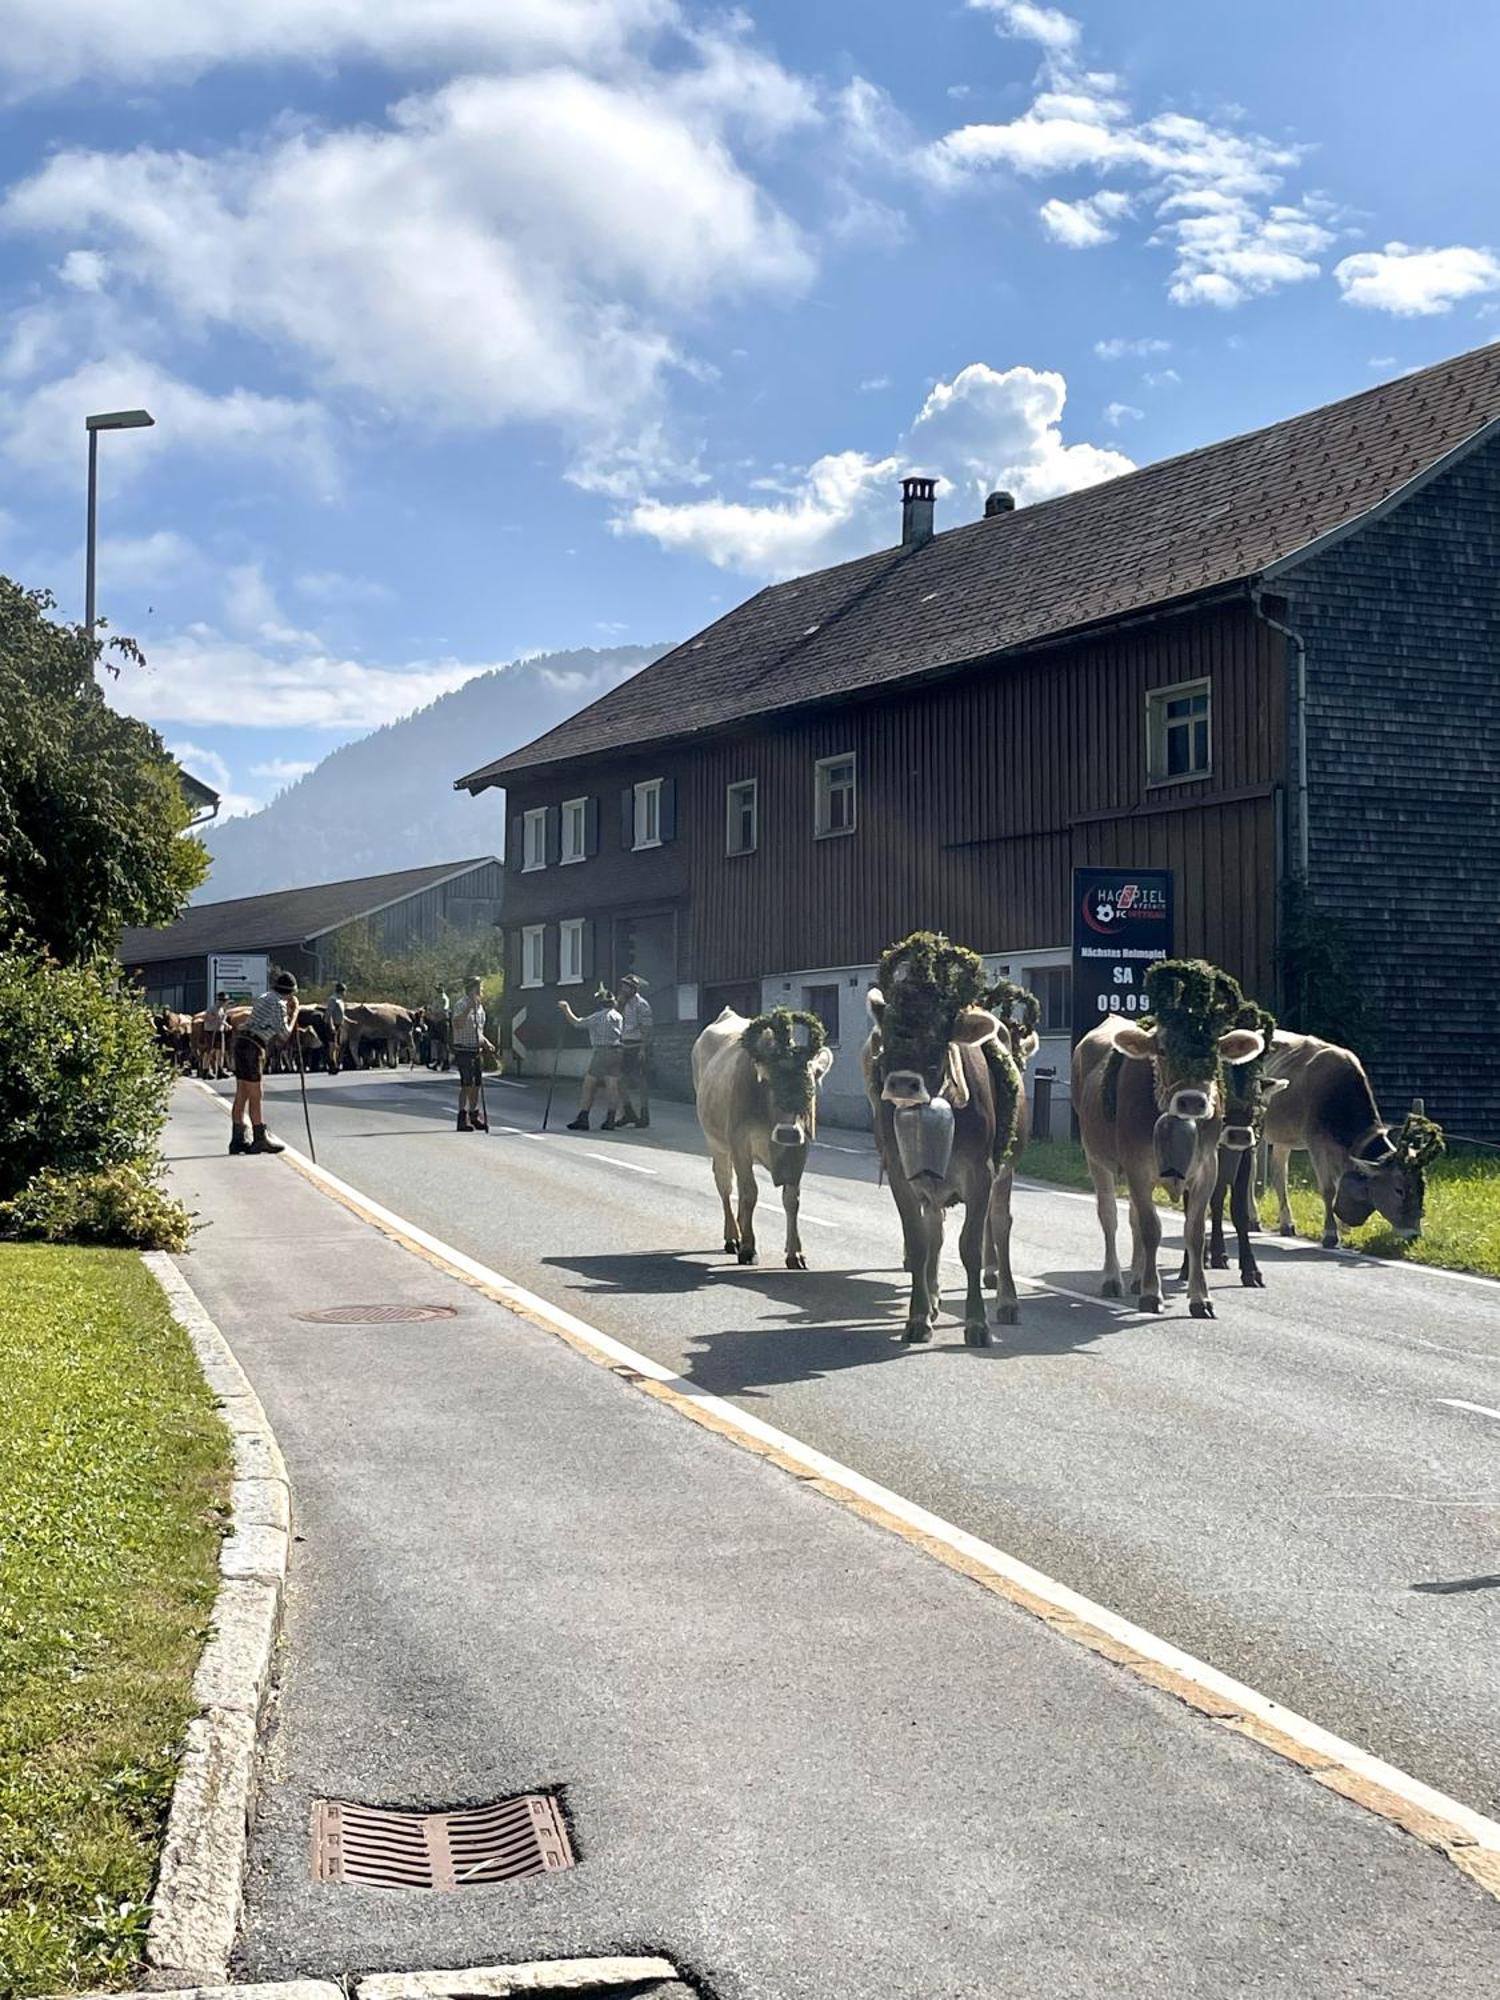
[196,643,667,901]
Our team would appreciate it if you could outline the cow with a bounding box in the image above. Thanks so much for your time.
[1074,960,1268,1318]
[153,1010,193,1070]
[1261,1031,1443,1247]
[343,1002,417,1068]
[1177,1005,1288,1291]
[864,933,1024,1346]
[692,1007,833,1270]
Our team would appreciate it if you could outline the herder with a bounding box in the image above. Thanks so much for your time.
[559,985,624,1132]
[451,975,494,1131]
[229,971,299,1155]
[325,981,349,1073]
[617,975,653,1128]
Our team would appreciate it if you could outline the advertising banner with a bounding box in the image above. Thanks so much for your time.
[1070,867,1174,1045]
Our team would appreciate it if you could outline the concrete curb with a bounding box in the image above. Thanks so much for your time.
[355,1962,685,1998]
[140,1253,291,1990]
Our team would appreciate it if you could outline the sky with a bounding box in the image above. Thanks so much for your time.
[1,0,1496,818]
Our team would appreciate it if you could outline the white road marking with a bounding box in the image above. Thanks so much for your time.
[1439,1399,1500,1425]
[228,1110,1500,1873]
[1017,1276,1135,1317]
[814,1142,870,1156]
[800,1214,838,1227]
[587,1151,657,1175]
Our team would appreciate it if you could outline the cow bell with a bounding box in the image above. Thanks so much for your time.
[1153,1112,1198,1189]
[893,1097,955,1191]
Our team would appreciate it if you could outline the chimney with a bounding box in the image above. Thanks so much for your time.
[984,490,1016,518]
[901,474,936,549]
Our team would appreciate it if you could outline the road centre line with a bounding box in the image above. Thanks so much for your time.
[587,1151,657,1175]
[191,1084,1500,1899]
[1439,1399,1500,1424]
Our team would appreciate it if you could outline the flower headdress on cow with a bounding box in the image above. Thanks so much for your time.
[1394,1103,1444,1169]
[874,933,1022,1161]
[1141,958,1246,1087]
[982,979,1041,1064]
[739,1007,829,1115]
[1221,999,1281,1129]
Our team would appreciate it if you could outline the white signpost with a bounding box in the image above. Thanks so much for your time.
[208,952,269,1004]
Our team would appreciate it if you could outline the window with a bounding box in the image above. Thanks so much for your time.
[803,983,841,1046]
[726,778,758,856]
[633,778,663,849]
[521,924,545,989]
[561,798,588,864]
[815,753,857,837]
[522,807,548,871]
[559,918,585,986]
[1032,965,1072,1035]
[1147,679,1211,784]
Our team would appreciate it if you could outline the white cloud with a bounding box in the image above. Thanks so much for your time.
[57,247,107,290]
[1104,401,1143,427]
[222,561,323,649]
[294,569,395,607]
[1162,193,1330,307]
[3,60,814,447]
[1039,190,1130,248]
[0,0,674,91]
[969,0,1081,52]
[1143,367,1181,388]
[163,740,261,819]
[1333,241,1500,316]
[858,376,892,392]
[1,355,336,492]
[617,360,1132,579]
[250,757,317,786]
[118,634,493,731]
[1095,335,1171,359]
[97,528,197,586]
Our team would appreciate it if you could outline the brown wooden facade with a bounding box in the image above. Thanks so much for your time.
[501,591,1287,1025]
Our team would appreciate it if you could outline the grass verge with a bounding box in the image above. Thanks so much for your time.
[0,1246,230,2000]
[1018,1134,1500,1280]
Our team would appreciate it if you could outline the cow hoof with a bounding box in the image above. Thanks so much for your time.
[1139,1294,1161,1314]
[1321,1232,1339,1250]
[1242,1270,1265,1288]
[1190,1298,1215,1320]
[786,1253,807,1271]
[1209,1251,1230,1271]
[1101,1278,1123,1299]
[993,1302,1019,1327]
[737,1248,757,1267]
[903,1321,932,1345]
[1279,1224,1297,1239]
[982,1267,998,1291]
[964,1321,992,1347]
[723,1238,738,1255]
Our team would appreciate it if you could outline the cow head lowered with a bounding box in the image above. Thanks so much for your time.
[1335,1101,1443,1239]
[867,933,999,1195]
[740,1010,833,1185]
[1114,960,1266,1190]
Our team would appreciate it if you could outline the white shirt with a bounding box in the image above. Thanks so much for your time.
[451,994,486,1049]
[581,1005,623,1048]
[248,990,295,1040]
[620,995,653,1044]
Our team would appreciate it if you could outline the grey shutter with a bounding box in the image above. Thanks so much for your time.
[659,777,677,843]
[580,919,596,986]
[584,795,600,857]
[507,814,524,872]
[621,786,635,850]
[542,924,559,988]
[544,804,561,866]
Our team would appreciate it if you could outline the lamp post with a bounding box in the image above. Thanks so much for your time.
[85,407,154,646]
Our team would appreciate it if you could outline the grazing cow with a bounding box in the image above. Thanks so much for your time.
[1177,1005,1288,1290]
[864,933,1023,1346]
[1074,961,1268,1318]
[693,1008,833,1270]
[343,1002,416,1068]
[1261,1032,1443,1246]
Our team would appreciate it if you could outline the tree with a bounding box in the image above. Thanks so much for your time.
[0,577,207,965]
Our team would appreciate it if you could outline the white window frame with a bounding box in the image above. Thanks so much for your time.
[560,797,588,865]
[1146,677,1212,787]
[520,924,545,989]
[633,778,663,851]
[726,777,758,856]
[521,807,548,872]
[558,917,585,986]
[814,752,857,839]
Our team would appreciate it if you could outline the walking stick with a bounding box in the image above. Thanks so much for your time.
[478,1047,491,1133]
[293,1031,317,1165]
[541,1031,563,1133]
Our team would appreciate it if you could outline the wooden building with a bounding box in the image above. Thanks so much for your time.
[121,856,504,1014]
[458,344,1500,1134]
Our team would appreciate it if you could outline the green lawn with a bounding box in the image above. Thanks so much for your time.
[0,1247,230,2000]
[1018,1134,1500,1281]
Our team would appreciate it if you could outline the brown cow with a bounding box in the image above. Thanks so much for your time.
[1074,961,1267,1318]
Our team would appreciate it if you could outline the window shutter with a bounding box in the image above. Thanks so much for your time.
[621,786,636,850]
[584,795,600,857]
[580,919,596,986]
[507,815,524,872]
[660,777,677,843]
[542,924,559,988]
[544,804,561,866]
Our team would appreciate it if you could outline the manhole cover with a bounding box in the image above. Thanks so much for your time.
[294,1303,459,1324]
[311,1794,574,1888]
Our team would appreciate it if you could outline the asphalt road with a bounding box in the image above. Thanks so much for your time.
[164,1081,1500,1998]
[225,1065,1500,1825]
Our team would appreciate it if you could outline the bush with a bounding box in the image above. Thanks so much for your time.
[0,1165,192,1252]
[0,952,171,1201]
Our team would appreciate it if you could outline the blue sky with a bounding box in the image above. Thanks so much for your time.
[0,0,1496,816]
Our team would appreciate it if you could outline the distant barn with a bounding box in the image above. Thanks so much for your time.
[120,856,503,1013]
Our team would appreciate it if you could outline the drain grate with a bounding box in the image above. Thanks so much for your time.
[295,1303,459,1324]
[310,1794,574,1888]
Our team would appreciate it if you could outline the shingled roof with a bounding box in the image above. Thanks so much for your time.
[457,340,1500,792]
[120,857,500,964]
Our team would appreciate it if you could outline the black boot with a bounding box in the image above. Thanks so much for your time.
[616,1107,638,1128]
[228,1125,250,1156]
[634,1109,651,1129]
[457,1110,472,1131]
[250,1124,285,1155]
[565,1112,590,1132]
[601,1111,618,1131]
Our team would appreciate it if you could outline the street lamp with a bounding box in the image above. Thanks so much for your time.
[85,407,154,645]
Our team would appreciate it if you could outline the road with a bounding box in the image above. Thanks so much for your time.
[214,1064,1500,1827]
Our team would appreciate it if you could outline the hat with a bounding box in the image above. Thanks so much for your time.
[465,974,482,990]
[272,971,299,994]
[593,983,614,1005]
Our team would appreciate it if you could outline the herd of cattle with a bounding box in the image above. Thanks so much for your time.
[152,1000,430,1076]
[691,932,1442,1346]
